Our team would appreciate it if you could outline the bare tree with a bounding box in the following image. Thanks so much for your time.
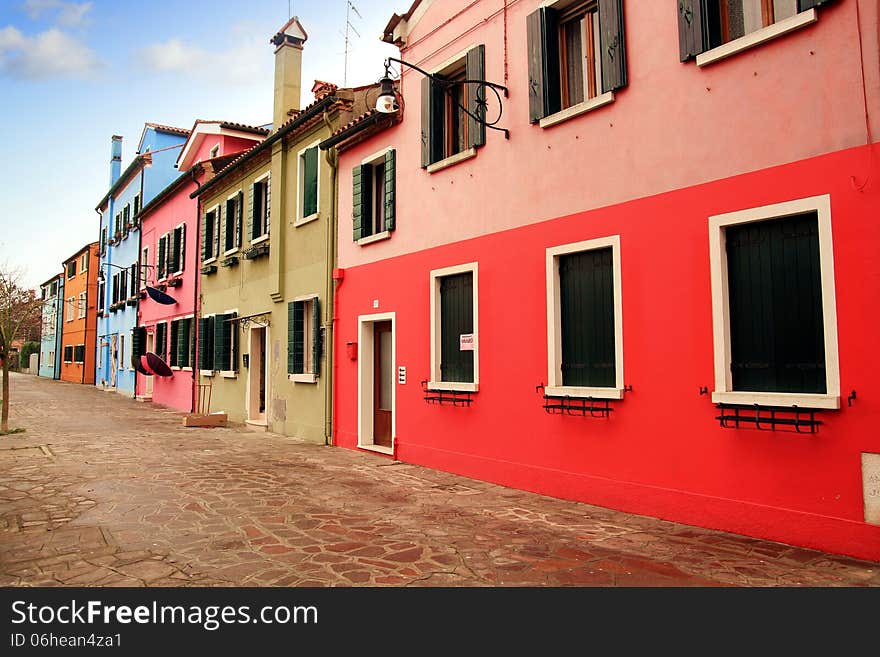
[0,266,43,434]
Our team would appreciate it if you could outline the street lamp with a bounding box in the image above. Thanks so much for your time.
[375,57,510,139]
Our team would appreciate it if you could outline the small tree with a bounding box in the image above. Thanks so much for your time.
[0,266,43,433]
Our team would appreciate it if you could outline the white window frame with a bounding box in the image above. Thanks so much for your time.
[357,312,396,456]
[252,171,271,244]
[224,191,242,256]
[357,147,394,244]
[209,143,220,159]
[295,139,321,227]
[429,262,479,392]
[546,235,624,399]
[66,297,75,322]
[172,221,186,276]
[708,194,840,409]
[80,253,88,273]
[204,204,221,265]
[77,291,87,319]
[288,294,319,384]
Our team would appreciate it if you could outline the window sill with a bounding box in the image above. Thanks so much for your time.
[251,234,269,246]
[359,443,393,456]
[223,248,239,257]
[544,385,624,400]
[221,371,237,379]
[428,381,478,393]
[696,9,817,67]
[295,213,320,228]
[357,230,392,247]
[711,391,839,410]
[427,148,477,174]
[199,370,215,377]
[539,91,615,129]
[289,373,317,384]
[203,257,218,266]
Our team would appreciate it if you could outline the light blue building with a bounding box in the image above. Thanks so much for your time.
[38,272,64,379]
[94,124,189,395]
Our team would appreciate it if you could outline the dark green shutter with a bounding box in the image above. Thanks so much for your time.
[559,248,616,387]
[798,0,835,10]
[202,213,209,260]
[225,199,234,251]
[421,75,433,167]
[157,237,166,279]
[156,322,166,360]
[466,45,486,148]
[312,297,321,376]
[229,313,238,372]
[526,7,560,123]
[214,207,221,257]
[303,147,319,217]
[175,319,188,367]
[251,182,260,239]
[180,224,186,272]
[353,164,371,241]
[198,316,214,371]
[236,191,243,247]
[597,0,627,92]
[439,273,474,383]
[214,314,229,371]
[171,228,181,273]
[677,0,707,61]
[289,301,305,374]
[725,213,825,394]
[131,327,146,366]
[287,302,296,374]
[384,150,396,232]
[265,173,271,234]
[420,76,444,167]
[170,320,179,367]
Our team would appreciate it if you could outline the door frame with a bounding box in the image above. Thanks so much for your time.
[245,323,270,424]
[357,312,396,455]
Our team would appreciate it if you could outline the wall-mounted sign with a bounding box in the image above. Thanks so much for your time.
[460,334,475,351]
[398,366,406,384]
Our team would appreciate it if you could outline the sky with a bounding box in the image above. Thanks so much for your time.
[0,0,403,288]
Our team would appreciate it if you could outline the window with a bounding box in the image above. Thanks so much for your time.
[119,269,128,301]
[527,1,626,125]
[129,263,138,297]
[97,280,105,312]
[709,195,840,409]
[210,144,220,159]
[169,224,186,274]
[546,236,624,398]
[353,150,396,242]
[288,296,321,382]
[114,212,122,236]
[66,297,75,322]
[213,312,238,374]
[63,345,73,363]
[157,234,168,280]
[225,193,242,253]
[170,317,194,369]
[119,333,125,370]
[198,315,215,373]
[678,0,824,63]
[101,227,107,255]
[429,263,479,391]
[77,292,87,319]
[133,193,141,218]
[141,248,149,288]
[203,207,220,262]
[155,321,167,361]
[421,46,486,168]
[251,174,271,241]
[123,204,130,232]
[66,261,76,279]
[73,344,85,363]
[297,144,320,223]
[80,253,88,273]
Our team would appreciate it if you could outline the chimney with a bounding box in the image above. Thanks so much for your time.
[110,135,122,187]
[270,17,307,130]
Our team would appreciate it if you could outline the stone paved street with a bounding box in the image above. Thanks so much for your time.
[1,373,878,587]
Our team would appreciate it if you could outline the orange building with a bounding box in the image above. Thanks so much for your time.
[60,242,99,384]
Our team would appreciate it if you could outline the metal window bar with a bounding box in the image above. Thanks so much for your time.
[715,404,822,434]
[421,380,473,407]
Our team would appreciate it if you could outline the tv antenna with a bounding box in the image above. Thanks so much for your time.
[342,0,362,86]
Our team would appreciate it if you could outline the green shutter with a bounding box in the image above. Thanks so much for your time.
[597,0,627,93]
[677,0,707,62]
[466,45,486,148]
[287,302,296,374]
[214,207,221,257]
[171,228,181,273]
[384,150,396,232]
[352,164,371,241]
[312,297,321,376]
[266,173,272,234]
[202,213,209,260]
[420,76,443,167]
[527,8,561,123]
[213,313,228,371]
[798,0,836,10]
[559,248,616,387]
[439,273,474,383]
[303,147,319,217]
[229,313,238,372]
[156,322,166,360]
[180,224,186,273]
[175,319,188,367]
[225,199,234,251]
[250,182,259,239]
[236,191,243,248]
[170,320,179,367]
[198,316,214,371]
[292,301,305,374]
[131,326,146,358]
[157,237,166,279]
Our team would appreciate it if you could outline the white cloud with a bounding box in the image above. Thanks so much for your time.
[136,29,270,87]
[0,26,101,79]
[23,0,93,27]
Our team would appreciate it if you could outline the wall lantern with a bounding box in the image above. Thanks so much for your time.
[375,57,510,139]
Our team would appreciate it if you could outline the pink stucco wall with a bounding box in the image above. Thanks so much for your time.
[189,135,259,168]
[338,0,879,270]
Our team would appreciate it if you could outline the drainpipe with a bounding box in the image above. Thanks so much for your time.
[134,170,145,400]
[95,208,104,386]
[322,110,338,446]
[190,166,202,414]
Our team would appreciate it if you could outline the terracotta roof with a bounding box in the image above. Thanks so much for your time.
[62,241,99,266]
[218,121,270,135]
[143,122,191,137]
[383,0,423,43]
[319,110,399,152]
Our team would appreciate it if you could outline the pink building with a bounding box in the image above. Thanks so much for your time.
[328,0,880,561]
[135,121,268,411]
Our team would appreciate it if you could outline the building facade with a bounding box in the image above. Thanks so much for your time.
[38,273,64,379]
[331,0,880,561]
[134,121,267,411]
[59,243,99,384]
[95,125,189,396]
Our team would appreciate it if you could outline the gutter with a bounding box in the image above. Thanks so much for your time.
[322,111,339,447]
[190,166,201,414]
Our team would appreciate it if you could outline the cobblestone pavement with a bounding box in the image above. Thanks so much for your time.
[1,373,878,587]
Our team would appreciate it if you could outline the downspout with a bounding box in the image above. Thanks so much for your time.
[134,170,145,399]
[94,208,103,385]
[190,166,202,414]
[322,110,338,446]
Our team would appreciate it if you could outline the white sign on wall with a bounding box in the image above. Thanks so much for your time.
[863,453,880,526]
[398,366,406,384]
[460,334,475,351]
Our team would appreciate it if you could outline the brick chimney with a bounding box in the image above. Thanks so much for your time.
[110,135,122,187]
[270,17,308,130]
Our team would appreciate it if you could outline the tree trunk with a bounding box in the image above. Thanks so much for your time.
[1,350,8,433]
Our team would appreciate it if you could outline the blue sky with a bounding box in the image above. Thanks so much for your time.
[0,0,401,287]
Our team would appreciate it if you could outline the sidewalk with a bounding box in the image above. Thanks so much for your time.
[1,373,877,587]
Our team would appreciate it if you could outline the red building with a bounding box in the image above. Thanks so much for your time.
[327,0,880,561]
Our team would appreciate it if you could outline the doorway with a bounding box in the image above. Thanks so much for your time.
[358,313,395,454]
[247,326,267,424]
[109,334,118,388]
